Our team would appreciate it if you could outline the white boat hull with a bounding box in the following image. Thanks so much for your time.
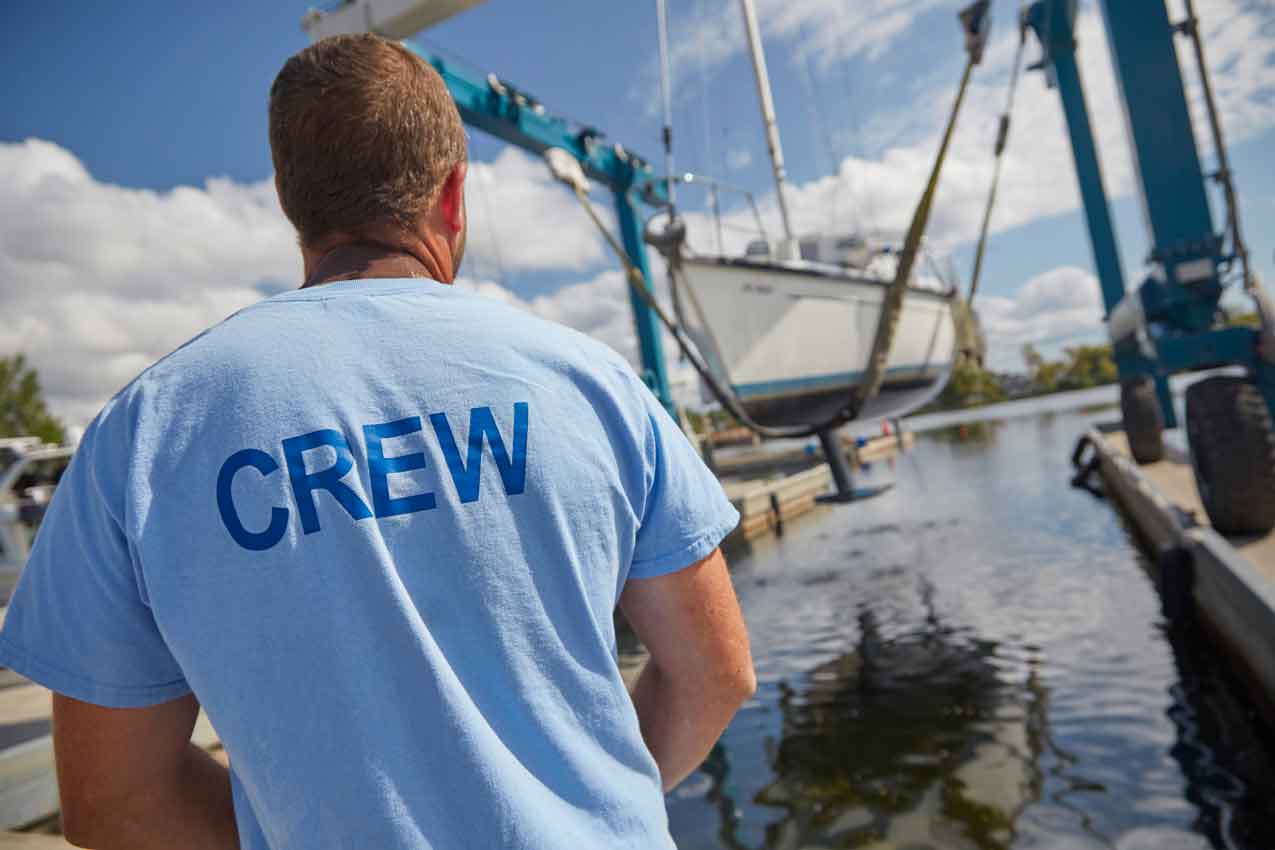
[677,257,957,428]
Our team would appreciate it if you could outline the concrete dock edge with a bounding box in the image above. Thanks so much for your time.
[1086,427,1275,720]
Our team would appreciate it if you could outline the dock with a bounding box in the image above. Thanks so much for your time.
[1082,425,1275,720]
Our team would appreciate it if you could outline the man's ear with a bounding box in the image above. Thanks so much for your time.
[439,162,467,234]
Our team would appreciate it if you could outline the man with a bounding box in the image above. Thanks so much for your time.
[0,33,753,849]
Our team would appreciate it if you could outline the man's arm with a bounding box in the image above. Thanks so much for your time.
[53,693,238,850]
[620,547,755,792]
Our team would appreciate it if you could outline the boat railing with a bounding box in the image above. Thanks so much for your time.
[643,172,770,258]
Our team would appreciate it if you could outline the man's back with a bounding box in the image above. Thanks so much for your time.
[1,277,738,848]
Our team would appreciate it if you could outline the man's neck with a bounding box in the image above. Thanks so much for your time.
[301,242,436,290]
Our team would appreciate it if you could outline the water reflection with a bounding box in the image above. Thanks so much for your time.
[658,396,1274,850]
[919,420,1003,445]
[707,580,1048,849]
[1160,609,1275,849]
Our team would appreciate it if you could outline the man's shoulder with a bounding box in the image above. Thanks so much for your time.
[447,286,644,386]
[101,281,651,431]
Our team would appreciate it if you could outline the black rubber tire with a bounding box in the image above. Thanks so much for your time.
[1185,376,1275,534]
[1121,378,1165,464]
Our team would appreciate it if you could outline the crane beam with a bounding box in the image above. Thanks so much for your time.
[302,6,675,412]
[402,45,673,410]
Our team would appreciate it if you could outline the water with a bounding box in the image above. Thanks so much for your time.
[646,395,1275,850]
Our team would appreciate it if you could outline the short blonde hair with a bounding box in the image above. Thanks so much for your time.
[269,33,468,244]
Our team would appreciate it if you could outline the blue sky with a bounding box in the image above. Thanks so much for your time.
[2,0,1273,424]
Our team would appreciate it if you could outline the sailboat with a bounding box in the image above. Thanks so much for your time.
[653,0,984,430]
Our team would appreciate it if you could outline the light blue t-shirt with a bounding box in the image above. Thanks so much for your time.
[0,277,739,849]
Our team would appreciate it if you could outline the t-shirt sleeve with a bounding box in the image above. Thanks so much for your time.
[628,384,740,580]
[0,415,190,708]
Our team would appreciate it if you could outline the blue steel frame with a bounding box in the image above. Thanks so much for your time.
[403,44,675,414]
[1024,0,1273,426]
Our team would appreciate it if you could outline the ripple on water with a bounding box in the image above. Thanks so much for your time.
[656,406,1275,850]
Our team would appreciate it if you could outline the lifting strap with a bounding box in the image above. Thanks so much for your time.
[854,34,983,412]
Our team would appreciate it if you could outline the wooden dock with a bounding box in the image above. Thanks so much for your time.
[722,465,832,543]
[711,431,914,478]
[1083,426,1275,720]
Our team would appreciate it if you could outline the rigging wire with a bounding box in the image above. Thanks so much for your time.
[834,13,873,235]
[801,49,839,180]
[695,23,726,255]
[793,24,841,233]
[696,34,714,175]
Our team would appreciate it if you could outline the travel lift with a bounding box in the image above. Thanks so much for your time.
[1025,0,1275,534]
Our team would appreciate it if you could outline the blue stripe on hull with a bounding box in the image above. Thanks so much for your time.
[733,365,937,400]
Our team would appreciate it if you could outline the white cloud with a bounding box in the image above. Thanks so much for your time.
[662,0,951,91]
[457,264,710,407]
[465,147,611,276]
[673,0,1274,263]
[977,266,1106,367]
[0,140,615,427]
[726,148,753,170]
[0,139,297,426]
[457,268,675,371]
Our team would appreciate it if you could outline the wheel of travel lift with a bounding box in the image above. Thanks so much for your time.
[1120,377,1165,464]
[1185,375,1275,534]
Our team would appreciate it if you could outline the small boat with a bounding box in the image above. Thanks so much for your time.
[0,439,73,588]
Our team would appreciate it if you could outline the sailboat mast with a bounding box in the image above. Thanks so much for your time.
[738,0,796,251]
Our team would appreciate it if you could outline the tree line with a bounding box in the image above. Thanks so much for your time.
[932,343,1117,411]
[0,355,66,444]
[933,308,1263,412]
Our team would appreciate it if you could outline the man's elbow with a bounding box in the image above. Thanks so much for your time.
[59,784,136,848]
[61,797,112,848]
[706,654,756,713]
[729,659,757,705]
